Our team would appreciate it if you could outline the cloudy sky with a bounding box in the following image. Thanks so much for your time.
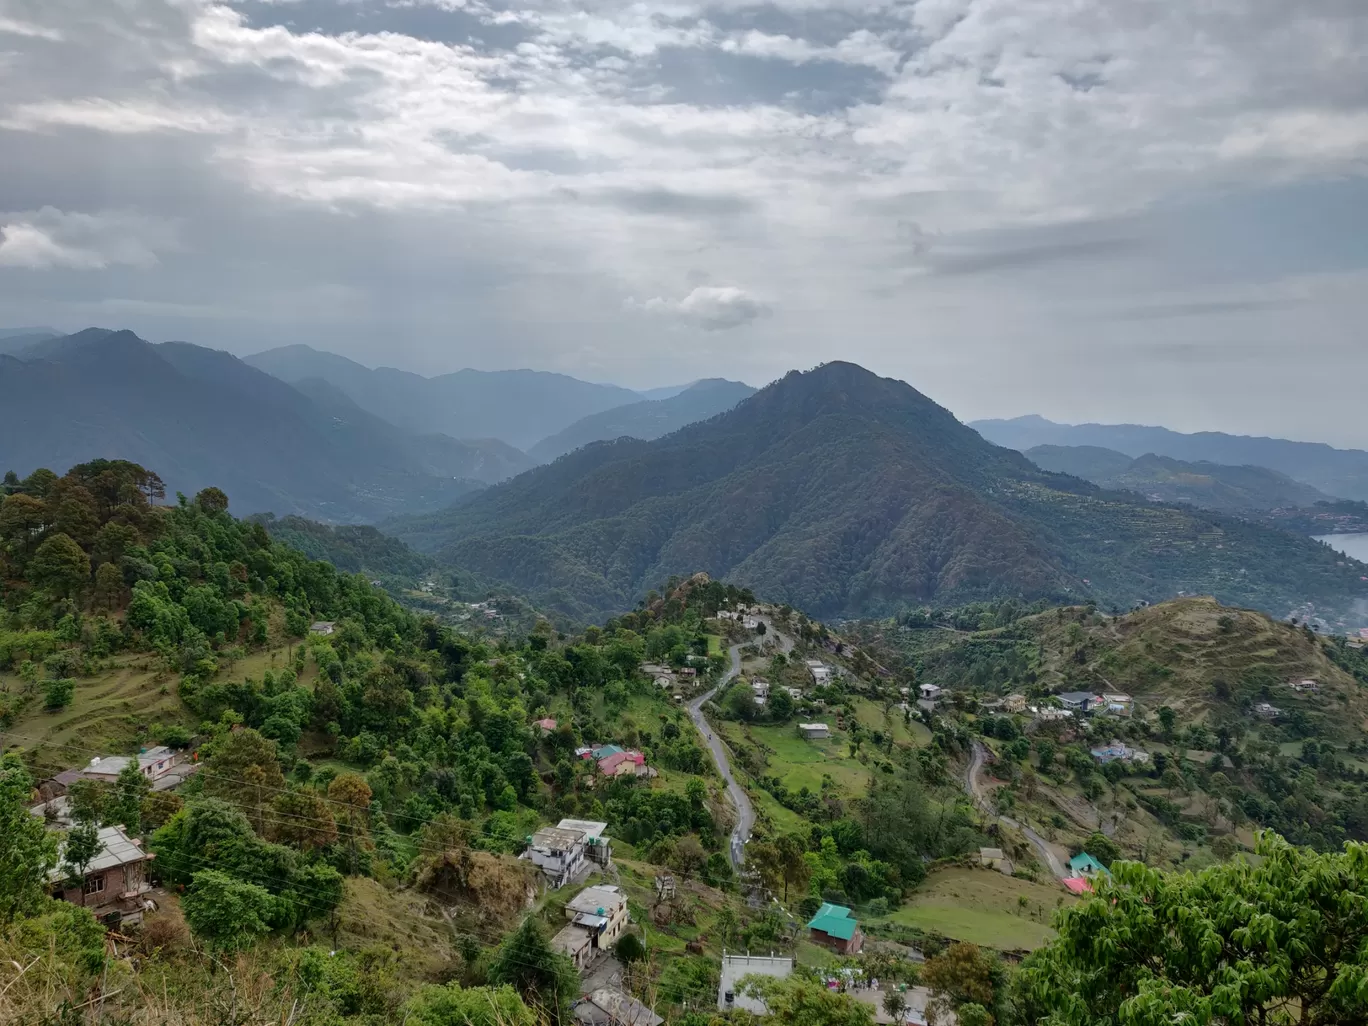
[1,0,1366,444]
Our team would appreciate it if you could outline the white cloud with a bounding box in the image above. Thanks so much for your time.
[638,285,772,330]
[0,208,171,270]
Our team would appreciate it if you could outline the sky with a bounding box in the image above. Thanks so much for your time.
[1,0,1366,445]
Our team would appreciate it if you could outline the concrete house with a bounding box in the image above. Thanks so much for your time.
[1057,691,1101,713]
[798,723,830,740]
[919,683,943,701]
[558,819,611,857]
[1100,693,1134,715]
[806,902,863,954]
[1254,702,1282,718]
[1089,740,1150,766]
[51,825,154,925]
[1002,694,1028,713]
[83,746,177,784]
[553,921,596,970]
[718,952,793,1014]
[806,660,833,685]
[573,987,663,1026]
[309,621,335,635]
[563,884,631,949]
[524,825,594,889]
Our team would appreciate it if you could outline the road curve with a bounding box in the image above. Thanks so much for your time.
[688,641,756,869]
[966,741,1068,880]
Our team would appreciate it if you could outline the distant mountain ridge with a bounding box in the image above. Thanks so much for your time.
[974,415,1368,502]
[1025,444,1334,513]
[245,344,642,450]
[388,362,1368,623]
[0,328,524,521]
[527,378,756,463]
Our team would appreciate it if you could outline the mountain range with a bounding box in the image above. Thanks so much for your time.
[527,378,756,463]
[386,362,1368,623]
[1024,445,1334,514]
[244,344,644,451]
[974,415,1368,502]
[0,328,524,521]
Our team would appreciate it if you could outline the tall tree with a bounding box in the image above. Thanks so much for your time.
[61,821,103,908]
[181,869,276,953]
[27,532,90,598]
[1019,832,1368,1026]
[488,916,579,1025]
[108,760,151,834]
[0,755,59,925]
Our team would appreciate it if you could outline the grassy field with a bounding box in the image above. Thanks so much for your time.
[874,867,1074,952]
[1,660,191,773]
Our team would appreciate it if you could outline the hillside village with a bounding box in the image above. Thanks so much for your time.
[1,464,1366,1026]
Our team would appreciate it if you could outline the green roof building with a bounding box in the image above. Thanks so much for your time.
[805,902,863,954]
[1069,852,1110,877]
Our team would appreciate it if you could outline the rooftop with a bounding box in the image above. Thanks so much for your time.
[557,818,608,840]
[575,987,663,1026]
[566,884,626,917]
[531,826,586,850]
[52,825,150,879]
[806,902,858,941]
[719,952,793,1015]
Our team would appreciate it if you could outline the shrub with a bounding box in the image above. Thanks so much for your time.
[42,678,75,711]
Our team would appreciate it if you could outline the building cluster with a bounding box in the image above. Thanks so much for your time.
[1062,851,1110,895]
[521,818,613,889]
[575,743,652,779]
[1055,691,1133,716]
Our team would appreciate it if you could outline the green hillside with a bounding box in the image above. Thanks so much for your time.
[851,596,1368,851]
[1025,444,1334,513]
[389,362,1368,623]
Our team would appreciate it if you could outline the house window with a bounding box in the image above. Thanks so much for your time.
[84,875,105,896]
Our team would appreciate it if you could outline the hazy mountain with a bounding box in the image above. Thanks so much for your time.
[974,415,1368,502]
[0,328,504,521]
[388,362,1367,622]
[245,344,642,450]
[635,383,694,401]
[0,327,58,338]
[1025,445,1334,513]
[0,328,69,356]
[527,378,756,464]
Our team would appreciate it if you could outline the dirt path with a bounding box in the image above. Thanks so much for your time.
[966,741,1069,879]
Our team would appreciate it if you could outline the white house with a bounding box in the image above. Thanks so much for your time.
[799,723,830,740]
[1057,691,1101,713]
[82,746,177,784]
[564,884,630,949]
[309,621,335,635]
[919,683,943,701]
[558,819,612,867]
[805,660,833,685]
[718,952,793,1015]
[1254,702,1282,718]
[1100,693,1133,716]
[523,825,593,889]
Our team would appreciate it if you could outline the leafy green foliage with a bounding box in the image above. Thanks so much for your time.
[181,868,277,952]
[405,983,536,1026]
[487,916,579,1024]
[1020,833,1368,1025]
[389,362,1368,622]
[0,755,58,925]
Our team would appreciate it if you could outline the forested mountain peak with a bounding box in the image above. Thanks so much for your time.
[389,361,1368,624]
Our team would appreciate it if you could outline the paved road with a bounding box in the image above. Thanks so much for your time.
[688,640,756,869]
[965,741,1068,879]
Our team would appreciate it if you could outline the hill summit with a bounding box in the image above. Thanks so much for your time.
[389,362,1368,622]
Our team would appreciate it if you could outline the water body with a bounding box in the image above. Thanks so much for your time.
[1314,533,1368,564]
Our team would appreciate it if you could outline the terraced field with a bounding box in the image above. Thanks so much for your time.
[2,644,309,774]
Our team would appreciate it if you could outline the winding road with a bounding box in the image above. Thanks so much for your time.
[966,741,1068,879]
[688,640,756,869]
